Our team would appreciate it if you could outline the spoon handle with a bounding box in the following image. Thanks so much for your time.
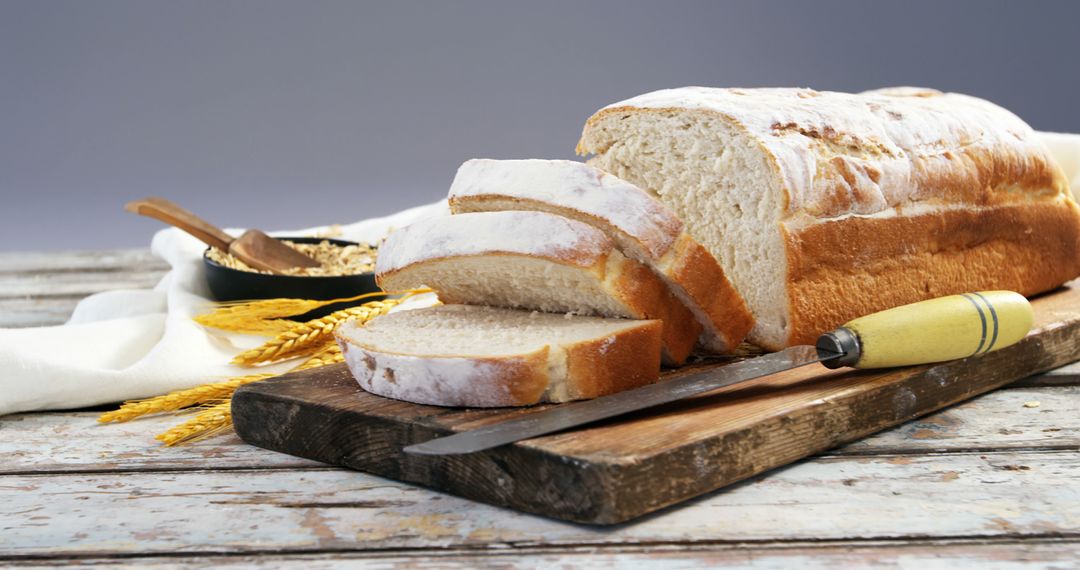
[125,197,234,251]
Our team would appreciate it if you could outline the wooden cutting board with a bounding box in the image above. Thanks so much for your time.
[232,284,1080,525]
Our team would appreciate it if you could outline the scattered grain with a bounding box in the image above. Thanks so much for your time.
[207,240,376,276]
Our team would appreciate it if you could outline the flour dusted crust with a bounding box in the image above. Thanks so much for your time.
[448,159,754,353]
[375,210,612,274]
[580,86,1070,218]
[375,210,701,365]
[335,306,664,407]
[578,86,1080,348]
[449,159,683,258]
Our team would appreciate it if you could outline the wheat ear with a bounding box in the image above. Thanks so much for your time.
[152,342,341,446]
[97,374,275,424]
[296,342,344,370]
[231,293,423,366]
[155,402,233,446]
[194,290,390,335]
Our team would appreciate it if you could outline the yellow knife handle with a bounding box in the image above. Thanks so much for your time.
[816,291,1034,369]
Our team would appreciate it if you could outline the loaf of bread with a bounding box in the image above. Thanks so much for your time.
[335,305,662,407]
[578,86,1080,349]
[448,158,753,353]
[375,210,701,365]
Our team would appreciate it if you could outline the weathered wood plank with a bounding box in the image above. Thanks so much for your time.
[828,386,1080,456]
[5,540,1078,568]
[2,386,1077,474]
[0,297,82,328]
[0,268,166,299]
[0,412,322,474]
[0,450,1076,556]
[1015,360,1080,386]
[0,248,164,274]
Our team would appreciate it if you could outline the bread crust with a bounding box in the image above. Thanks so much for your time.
[578,86,1080,348]
[664,233,755,351]
[335,314,663,407]
[448,159,683,258]
[375,211,613,276]
[579,87,1070,219]
[781,199,1080,348]
[338,338,551,407]
[563,319,663,400]
[606,253,698,365]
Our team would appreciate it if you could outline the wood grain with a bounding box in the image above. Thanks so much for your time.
[6,540,1079,568]
[1,450,1076,557]
[0,248,164,274]
[2,386,1076,474]
[233,283,1080,524]
[0,267,166,299]
[0,412,322,474]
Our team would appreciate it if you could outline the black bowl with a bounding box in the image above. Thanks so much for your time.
[203,236,382,320]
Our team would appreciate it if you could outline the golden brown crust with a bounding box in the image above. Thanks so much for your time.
[610,255,701,365]
[782,200,1080,348]
[564,320,663,399]
[665,234,755,350]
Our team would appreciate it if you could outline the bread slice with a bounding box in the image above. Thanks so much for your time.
[375,210,701,365]
[335,305,663,407]
[447,158,753,353]
[577,86,1080,349]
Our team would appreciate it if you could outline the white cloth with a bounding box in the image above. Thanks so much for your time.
[3,132,1080,416]
[0,201,447,415]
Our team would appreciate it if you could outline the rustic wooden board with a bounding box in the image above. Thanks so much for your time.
[233,284,1080,524]
[1,450,1077,557]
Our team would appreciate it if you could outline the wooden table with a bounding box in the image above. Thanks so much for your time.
[2,249,1078,568]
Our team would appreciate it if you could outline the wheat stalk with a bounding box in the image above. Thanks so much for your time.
[296,342,344,370]
[155,401,233,446]
[231,293,424,366]
[193,290,390,335]
[98,373,275,423]
[152,344,343,446]
[101,289,432,446]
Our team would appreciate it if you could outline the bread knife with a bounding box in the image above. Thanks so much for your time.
[404,291,1034,456]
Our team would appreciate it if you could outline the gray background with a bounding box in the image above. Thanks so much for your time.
[2,0,1078,251]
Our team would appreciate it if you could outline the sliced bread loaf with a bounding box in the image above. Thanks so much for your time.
[335,304,663,407]
[577,86,1080,349]
[375,210,701,365]
[447,158,753,353]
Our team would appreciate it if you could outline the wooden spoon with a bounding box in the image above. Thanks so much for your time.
[125,197,322,274]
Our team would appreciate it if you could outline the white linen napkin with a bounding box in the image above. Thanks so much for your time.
[0,201,447,415]
[2,132,1079,416]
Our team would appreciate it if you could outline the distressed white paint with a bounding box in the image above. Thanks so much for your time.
[6,542,1079,569]
[1,451,1077,556]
